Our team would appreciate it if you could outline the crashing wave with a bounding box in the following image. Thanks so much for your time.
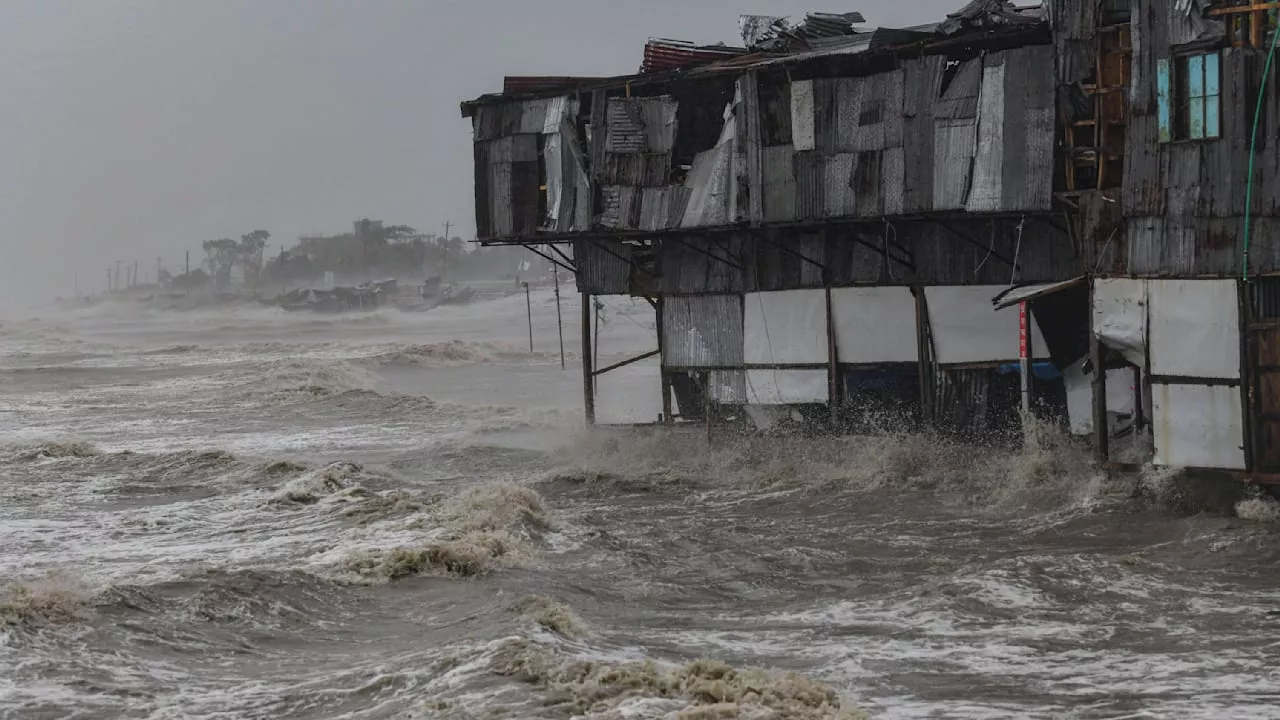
[0,573,94,627]
[489,638,867,719]
[343,483,552,581]
[3,440,101,462]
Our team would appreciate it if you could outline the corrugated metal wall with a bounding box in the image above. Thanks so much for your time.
[575,238,633,295]
[1124,2,1280,276]
[662,295,744,368]
[472,38,1060,245]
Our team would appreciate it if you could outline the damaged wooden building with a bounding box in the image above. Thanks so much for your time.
[461,0,1280,484]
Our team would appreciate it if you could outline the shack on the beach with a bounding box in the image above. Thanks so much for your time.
[461,0,1280,485]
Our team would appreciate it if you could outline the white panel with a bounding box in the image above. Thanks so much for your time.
[926,286,1049,364]
[709,370,747,404]
[1152,383,1246,470]
[746,369,829,405]
[596,356,663,426]
[791,80,816,151]
[966,64,1005,212]
[542,96,571,134]
[744,290,827,365]
[1148,279,1240,379]
[1063,360,1139,436]
[1092,278,1148,368]
[830,287,918,363]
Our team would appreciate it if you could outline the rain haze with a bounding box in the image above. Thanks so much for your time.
[6,2,1280,720]
[1,0,958,309]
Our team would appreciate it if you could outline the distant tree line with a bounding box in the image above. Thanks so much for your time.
[170,220,536,292]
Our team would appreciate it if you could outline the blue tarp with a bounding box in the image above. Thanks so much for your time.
[996,362,1062,381]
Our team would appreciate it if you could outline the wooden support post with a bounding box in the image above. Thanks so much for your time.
[704,371,713,443]
[826,286,840,427]
[581,292,595,426]
[915,287,934,428]
[656,297,672,423]
[1089,281,1109,463]
[524,282,534,353]
[553,263,565,369]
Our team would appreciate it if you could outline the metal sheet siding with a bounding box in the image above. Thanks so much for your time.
[488,162,514,237]
[638,187,691,231]
[576,239,632,295]
[791,80,816,151]
[473,142,492,239]
[681,143,733,228]
[606,100,648,153]
[600,185,640,229]
[605,97,678,154]
[832,71,904,152]
[1008,107,1055,211]
[902,56,944,214]
[933,119,976,210]
[935,58,983,120]
[883,146,906,216]
[600,154,672,187]
[662,295,744,368]
[967,63,1006,212]
[820,153,853,218]
[794,152,824,221]
[762,146,797,222]
[484,135,539,165]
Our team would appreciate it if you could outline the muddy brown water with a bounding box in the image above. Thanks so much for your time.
[3,290,1280,719]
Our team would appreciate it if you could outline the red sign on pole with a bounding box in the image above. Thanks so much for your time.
[1018,301,1029,360]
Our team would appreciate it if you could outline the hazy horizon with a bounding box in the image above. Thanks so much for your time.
[1,0,960,308]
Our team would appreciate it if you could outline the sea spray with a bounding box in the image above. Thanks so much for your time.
[549,425,1111,513]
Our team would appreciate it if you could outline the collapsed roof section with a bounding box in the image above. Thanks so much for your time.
[461,1,1053,244]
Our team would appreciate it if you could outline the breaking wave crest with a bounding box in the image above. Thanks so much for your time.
[488,637,866,719]
[343,483,553,580]
[256,359,380,398]
[2,440,101,462]
[0,573,94,628]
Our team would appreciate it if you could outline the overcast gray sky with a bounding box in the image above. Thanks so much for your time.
[0,0,960,305]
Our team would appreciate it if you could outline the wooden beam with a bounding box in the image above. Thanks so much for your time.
[592,349,660,377]
[1207,3,1280,17]
[581,292,595,425]
[826,286,840,426]
[1089,280,1109,464]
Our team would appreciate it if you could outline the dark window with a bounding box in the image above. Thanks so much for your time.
[1157,51,1220,141]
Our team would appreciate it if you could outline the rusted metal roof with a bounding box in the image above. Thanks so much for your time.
[460,7,1047,116]
[503,76,608,95]
[641,39,748,74]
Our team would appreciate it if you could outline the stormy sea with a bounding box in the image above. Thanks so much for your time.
[4,283,1280,720]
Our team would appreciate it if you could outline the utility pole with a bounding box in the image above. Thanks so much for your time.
[133,260,139,288]
[115,261,122,292]
[185,250,190,277]
[524,282,534,353]
[442,221,453,279]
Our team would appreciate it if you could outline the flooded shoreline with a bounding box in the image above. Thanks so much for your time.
[4,293,1280,719]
